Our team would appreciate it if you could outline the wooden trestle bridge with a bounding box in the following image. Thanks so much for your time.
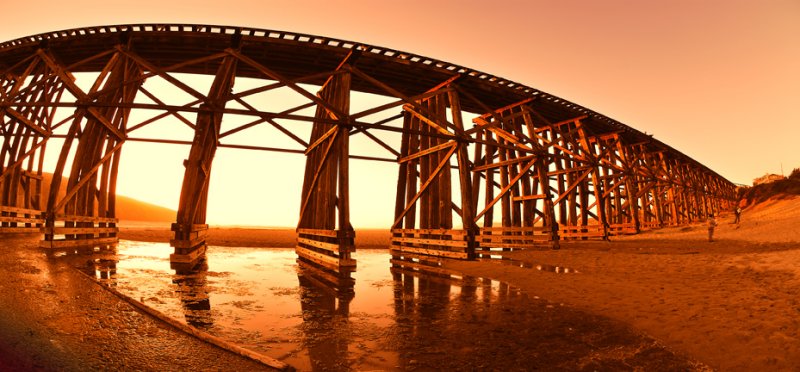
[0,24,735,269]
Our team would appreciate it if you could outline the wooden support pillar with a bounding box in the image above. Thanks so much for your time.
[390,83,474,259]
[296,62,355,270]
[0,52,62,233]
[619,142,642,233]
[171,54,238,264]
[40,47,142,249]
[468,101,559,251]
[542,119,607,241]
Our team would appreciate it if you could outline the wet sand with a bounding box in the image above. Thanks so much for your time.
[0,235,274,371]
[449,198,800,371]
[122,203,800,370]
[4,196,800,370]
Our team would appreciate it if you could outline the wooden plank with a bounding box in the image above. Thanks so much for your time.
[477,235,553,242]
[512,194,548,202]
[57,215,119,223]
[169,244,207,264]
[391,145,457,228]
[389,251,448,262]
[0,206,43,215]
[296,228,354,238]
[0,216,45,224]
[297,237,343,253]
[170,234,207,249]
[390,236,469,248]
[471,155,536,173]
[477,241,551,249]
[389,245,469,259]
[391,228,468,236]
[479,226,550,232]
[171,223,209,232]
[559,225,605,232]
[44,227,118,235]
[0,227,42,234]
[398,140,456,164]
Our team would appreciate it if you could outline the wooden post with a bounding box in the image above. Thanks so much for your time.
[40,46,141,249]
[296,61,355,269]
[171,54,237,264]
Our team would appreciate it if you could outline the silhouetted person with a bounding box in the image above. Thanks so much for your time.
[733,207,741,224]
[707,214,718,242]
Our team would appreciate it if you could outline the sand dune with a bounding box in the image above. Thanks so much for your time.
[40,173,175,222]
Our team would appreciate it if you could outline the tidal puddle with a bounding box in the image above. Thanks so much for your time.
[66,241,525,370]
[54,240,697,371]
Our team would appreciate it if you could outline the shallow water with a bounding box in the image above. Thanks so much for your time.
[54,240,697,371]
[69,241,524,370]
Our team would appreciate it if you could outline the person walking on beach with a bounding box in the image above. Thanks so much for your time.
[707,214,718,242]
[733,207,742,224]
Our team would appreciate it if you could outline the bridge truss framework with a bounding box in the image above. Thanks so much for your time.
[0,25,735,269]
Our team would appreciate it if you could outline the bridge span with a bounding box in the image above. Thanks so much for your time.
[0,24,735,269]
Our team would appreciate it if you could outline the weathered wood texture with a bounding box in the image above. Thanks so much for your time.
[0,25,736,260]
[296,59,354,268]
[391,83,476,259]
[0,48,64,230]
[33,46,143,249]
[171,53,238,261]
[470,100,560,249]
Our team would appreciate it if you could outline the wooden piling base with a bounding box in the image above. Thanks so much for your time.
[169,244,207,265]
[476,226,557,251]
[389,228,473,260]
[40,215,118,249]
[170,223,209,266]
[295,228,356,270]
[559,224,608,240]
[0,206,45,234]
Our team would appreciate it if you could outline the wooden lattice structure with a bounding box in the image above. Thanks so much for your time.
[0,24,736,265]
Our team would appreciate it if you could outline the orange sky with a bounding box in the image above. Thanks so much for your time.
[2,0,798,227]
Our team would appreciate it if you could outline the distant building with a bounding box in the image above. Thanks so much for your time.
[753,173,786,186]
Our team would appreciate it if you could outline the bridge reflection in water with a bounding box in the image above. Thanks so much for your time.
[59,240,694,370]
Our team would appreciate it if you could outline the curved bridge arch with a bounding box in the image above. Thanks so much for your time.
[0,24,735,267]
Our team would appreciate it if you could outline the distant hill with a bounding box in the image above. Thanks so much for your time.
[40,173,175,222]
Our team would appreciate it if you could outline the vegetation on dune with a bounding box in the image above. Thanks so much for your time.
[738,168,800,207]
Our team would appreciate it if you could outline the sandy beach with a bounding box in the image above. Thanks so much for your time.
[2,196,799,370]
[123,197,800,370]
[446,196,800,371]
